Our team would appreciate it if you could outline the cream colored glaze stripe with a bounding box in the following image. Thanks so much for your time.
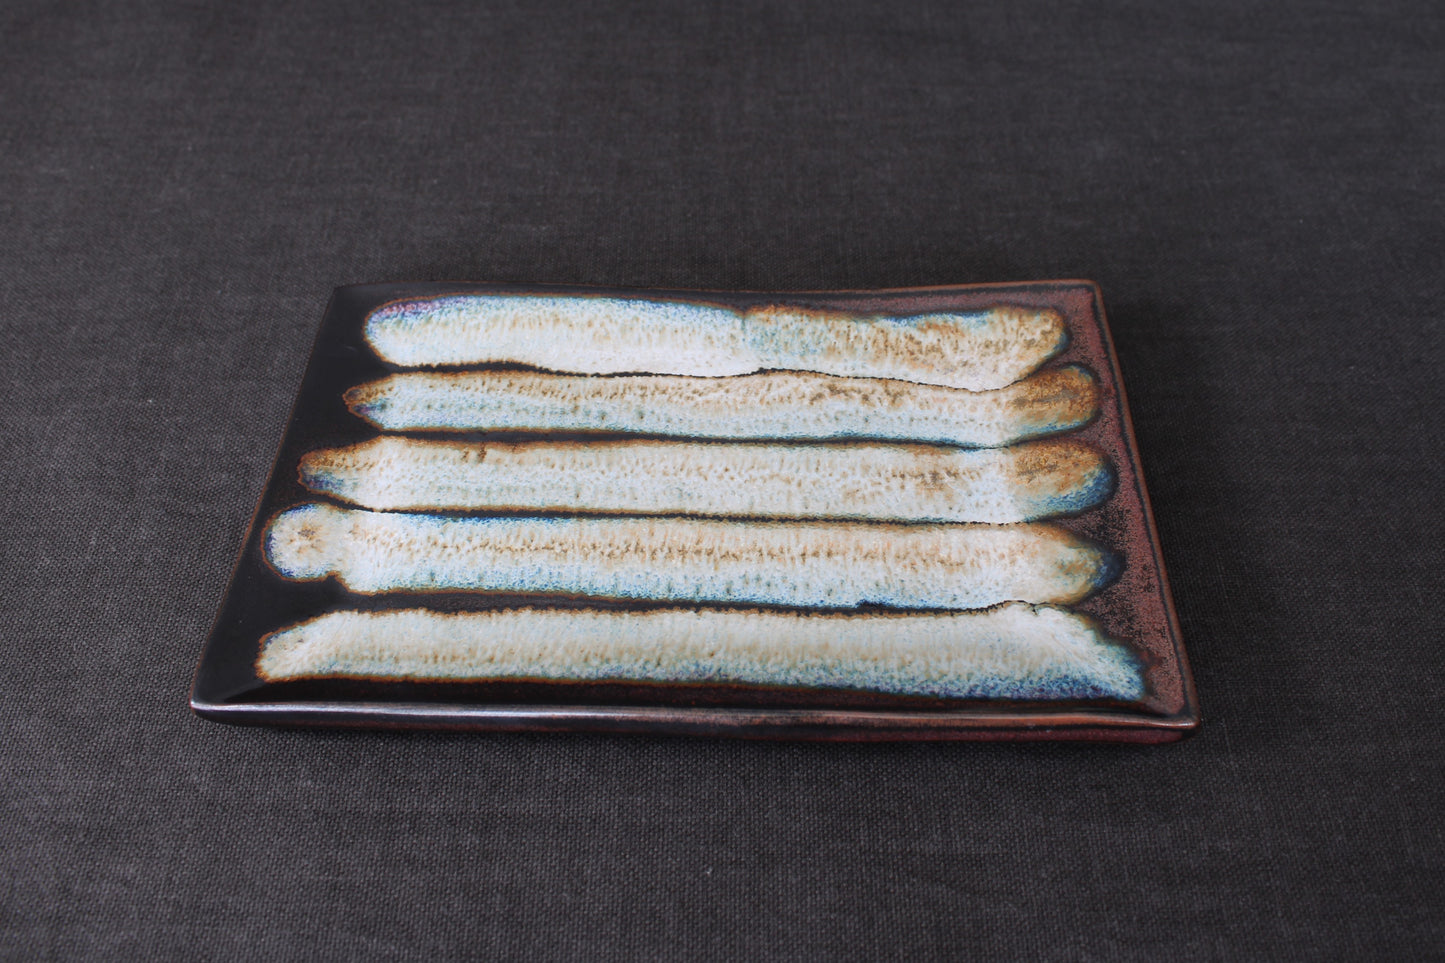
[344,365,1099,448]
[297,436,1115,523]
[363,295,1067,391]
[262,503,1119,609]
[257,604,1144,701]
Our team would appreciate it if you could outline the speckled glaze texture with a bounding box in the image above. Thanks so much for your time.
[365,295,1067,390]
[257,605,1145,702]
[296,436,1116,523]
[191,282,1198,741]
[262,503,1117,607]
[344,365,1100,447]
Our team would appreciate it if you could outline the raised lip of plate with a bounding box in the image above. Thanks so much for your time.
[190,697,1198,742]
[190,279,1200,741]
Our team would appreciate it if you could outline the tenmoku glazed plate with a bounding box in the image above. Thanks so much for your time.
[191,281,1199,741]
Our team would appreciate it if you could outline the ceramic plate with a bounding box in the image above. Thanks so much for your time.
[191,281,1198,741]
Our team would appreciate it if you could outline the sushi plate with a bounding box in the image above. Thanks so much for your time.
[190,280,1198,741]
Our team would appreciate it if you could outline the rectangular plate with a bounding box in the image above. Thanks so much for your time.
[191,281,1198,741]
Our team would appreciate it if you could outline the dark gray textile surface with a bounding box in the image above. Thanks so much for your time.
[1,0,1440,959]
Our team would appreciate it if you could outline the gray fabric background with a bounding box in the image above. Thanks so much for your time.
[1,0,1440,959]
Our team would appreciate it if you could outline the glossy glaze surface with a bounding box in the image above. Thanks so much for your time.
[191,281,1198,740]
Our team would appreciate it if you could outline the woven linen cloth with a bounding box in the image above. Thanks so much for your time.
[1,0,1440,958]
